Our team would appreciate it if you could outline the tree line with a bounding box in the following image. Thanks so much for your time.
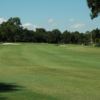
[0,17,100,46]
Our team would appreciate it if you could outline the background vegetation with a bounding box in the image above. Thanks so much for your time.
[0,17,100,46]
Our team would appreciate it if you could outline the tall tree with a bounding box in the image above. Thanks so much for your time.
[35,28,47,42]
[7,17,21,26]
[61,30,71,44]
[0,17,22,42]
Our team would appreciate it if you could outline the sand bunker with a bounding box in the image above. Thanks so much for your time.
[1,43,21,45]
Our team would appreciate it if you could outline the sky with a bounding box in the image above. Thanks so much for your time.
[0,0,100,32]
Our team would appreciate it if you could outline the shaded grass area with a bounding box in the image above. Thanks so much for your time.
[0,43,100,100]
[0,83,20,92]
[0,97,7,100]
[0,82,22,100]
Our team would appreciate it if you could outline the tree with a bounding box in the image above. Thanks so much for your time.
[35,28,47,42]
[7,17,21,26]
[0,17,100,45]
[0,17,22,42]
[46,29,61,44]
[91,28,100,43]
[87,0,100,19]
[84,31,91,45]
[61,30,71,44]
[70,31,81,44]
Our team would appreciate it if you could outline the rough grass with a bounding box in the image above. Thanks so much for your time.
[0,43,100,100]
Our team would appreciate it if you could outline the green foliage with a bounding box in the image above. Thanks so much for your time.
[87,0,100,19]
[0,17,100,45]
[8,17,21,26]
[0,17,22,42]
[61,30,71,44]
[95,38,100,47]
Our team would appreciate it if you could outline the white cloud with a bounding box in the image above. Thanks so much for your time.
[47,18,58,28]
[22,23,39,30]
[69,18,75,22]
[0,18,7,24]
[71,23,85,29]
[48,18,54,24]
[22,23,33,28]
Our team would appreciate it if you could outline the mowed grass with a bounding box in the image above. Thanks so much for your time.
[0,43,100,100]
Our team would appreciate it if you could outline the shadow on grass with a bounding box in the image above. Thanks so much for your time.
[0,82,22,100]
[0,97,7,100]
[0,83,57,100]
[0,83,21,92]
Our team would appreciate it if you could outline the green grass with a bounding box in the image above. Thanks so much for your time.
[0,43,100,100]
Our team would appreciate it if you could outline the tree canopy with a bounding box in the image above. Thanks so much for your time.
[0,17,100,46]
[87,0,100,19]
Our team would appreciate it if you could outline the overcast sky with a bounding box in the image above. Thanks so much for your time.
[0,0,100,32]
